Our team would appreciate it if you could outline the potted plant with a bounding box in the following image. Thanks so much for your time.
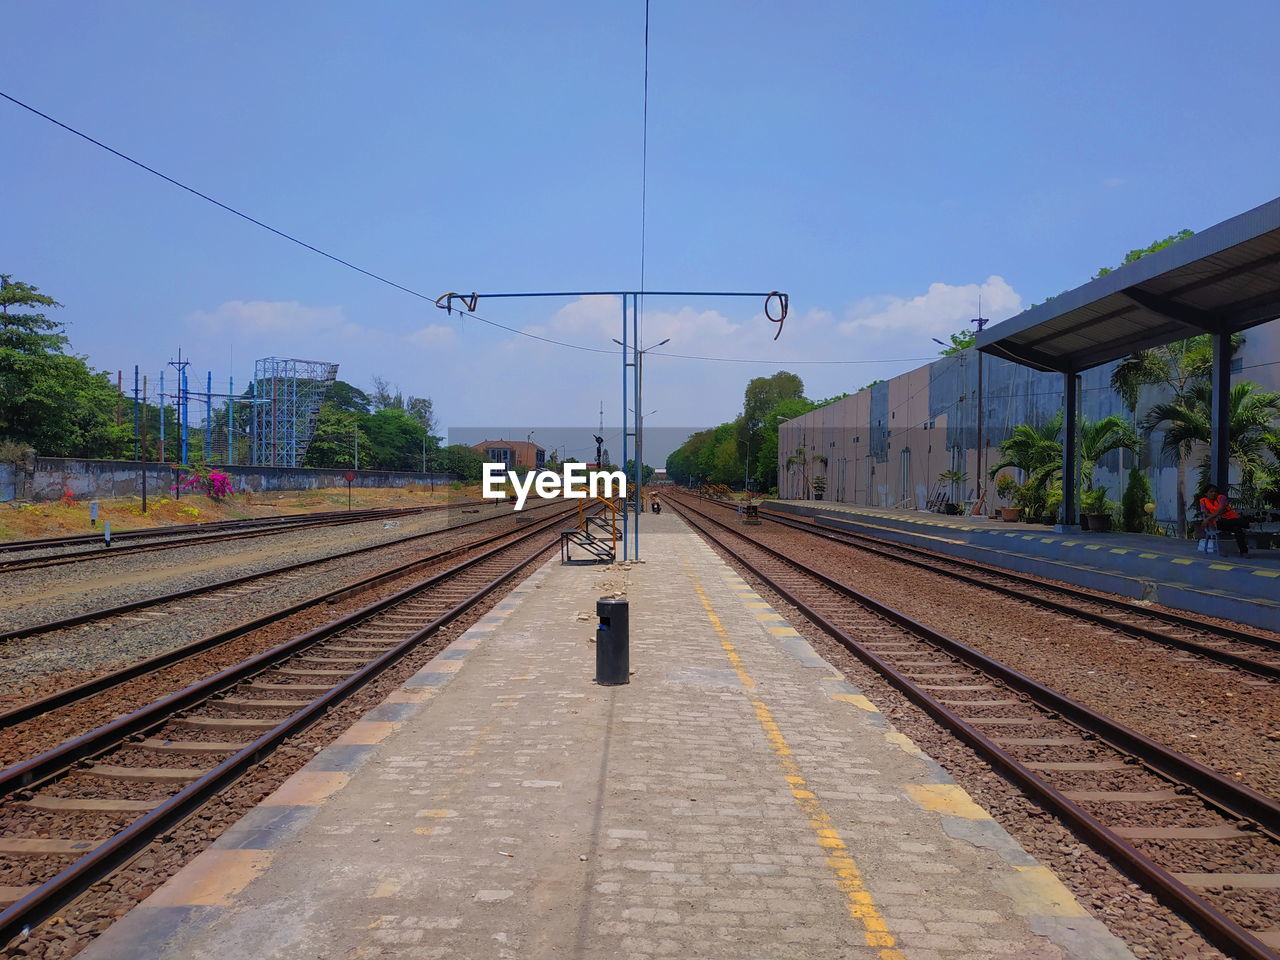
[1081,487,1113,532]
[811,475,827,501]
[994,474,1021,522]
[937,469,968,514]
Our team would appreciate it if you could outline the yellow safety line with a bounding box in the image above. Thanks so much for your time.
[687,568,904,959]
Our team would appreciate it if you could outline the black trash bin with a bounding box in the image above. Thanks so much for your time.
[596,598,629,685]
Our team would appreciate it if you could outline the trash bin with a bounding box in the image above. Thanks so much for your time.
[596,598,629,685]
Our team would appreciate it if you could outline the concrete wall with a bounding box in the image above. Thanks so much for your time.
[778,318,1280,523]
[1,458,458,503]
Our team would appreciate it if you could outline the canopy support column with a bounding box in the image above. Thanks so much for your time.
[1058,371,1081,530]
[1208,331,1232,493]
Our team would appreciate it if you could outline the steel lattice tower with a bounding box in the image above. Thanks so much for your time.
[250,357,338,467]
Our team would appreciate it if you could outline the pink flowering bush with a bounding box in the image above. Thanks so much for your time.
[175,469,235,501]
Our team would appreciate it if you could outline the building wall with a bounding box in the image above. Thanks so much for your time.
[1,458,457,503]
[778,320,1279,522]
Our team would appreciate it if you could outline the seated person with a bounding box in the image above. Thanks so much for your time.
[1199,484,1249,557]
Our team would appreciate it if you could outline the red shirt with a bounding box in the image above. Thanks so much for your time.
[1200,494,1238,521]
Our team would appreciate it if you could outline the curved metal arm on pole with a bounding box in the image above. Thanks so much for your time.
[433,292,478,315]
[764,291,789,339]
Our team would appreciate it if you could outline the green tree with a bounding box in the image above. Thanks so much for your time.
[623,459,656,486]
[990,412,1141,520]
[304,407,365,468]
[740,371,805,484]
[667,428,714,485]
[326,381,372,414]
[1094,229,1195,278]
[438,444,485,484]
[754,396,818,489]
[1112,333,1242,534]
[937,330,975,356]
[1142,380,1280,511]
[362,408,428,471]
[0,275,129,457]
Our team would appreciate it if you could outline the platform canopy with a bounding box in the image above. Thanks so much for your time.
[976,196,1280,373]
[974,194,1280,524]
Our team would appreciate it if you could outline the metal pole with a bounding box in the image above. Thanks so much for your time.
[632,294,641,560]
[226,375,234,465]
[621,296,629,561]
[354,427,359,469]
[975,348,984,504]
[1209,331,1231,492]
[140,376,148,514]
[204,371,213,463]
[1060,371,1079,528]
[159,370,166,464]
[181,369,189,465]
[636,340,644,551]
[132,366,140,460]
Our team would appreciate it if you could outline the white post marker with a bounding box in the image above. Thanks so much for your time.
[103,520,111,546]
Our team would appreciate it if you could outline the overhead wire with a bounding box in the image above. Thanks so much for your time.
[0,88,950,370]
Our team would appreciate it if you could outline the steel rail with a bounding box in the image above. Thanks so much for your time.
[683,492,1280,671]
[0,502,449,554]
[0,505,572,946]
[0,500,578,729]
[0,498,557,644]
[0,503,474,573]
[670,497,1279,960]
[762,502,1280,654]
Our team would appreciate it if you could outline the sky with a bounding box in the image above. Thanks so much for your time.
[5,1,1280,463]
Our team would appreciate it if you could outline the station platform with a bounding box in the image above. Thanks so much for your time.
[774,500,1280,633]
[81,513,1134,960]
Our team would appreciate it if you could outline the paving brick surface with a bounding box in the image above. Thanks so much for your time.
[81,513,1135,960]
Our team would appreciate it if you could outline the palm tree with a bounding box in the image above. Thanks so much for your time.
[1143,380,1280,514]
[1110,334,1243,535]
[988,411,1063,483]
[785,447,827,499]
[1079,416,1140,493]
[989,412,1137,520]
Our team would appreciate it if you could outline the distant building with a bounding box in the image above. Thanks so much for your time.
[473,439,546,469]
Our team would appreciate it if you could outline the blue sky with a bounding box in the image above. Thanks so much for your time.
[5,1,1280,455]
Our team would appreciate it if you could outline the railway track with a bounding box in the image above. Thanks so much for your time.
[0,498,561,645]
[0,499,582,944]
[679,491,1280,681]
[670,495,1280,960]
[0,498,576,732]
[0,501,478,573]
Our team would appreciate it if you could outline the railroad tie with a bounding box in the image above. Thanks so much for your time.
[173,715,285,731]
[0,838,101,857]
[1064,788,1182,802]
[0,886,38,908]
[138,738,248,754]
[22,797,162,813]
[1112,825,1247,840]
[83,764,205,781]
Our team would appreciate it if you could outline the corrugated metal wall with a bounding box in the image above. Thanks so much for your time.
[778,323,1279,522]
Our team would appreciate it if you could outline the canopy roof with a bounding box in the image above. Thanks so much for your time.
[976,196,1280,372]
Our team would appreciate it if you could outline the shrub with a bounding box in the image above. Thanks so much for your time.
[176,467,234,501]
[1121,467,1154,533]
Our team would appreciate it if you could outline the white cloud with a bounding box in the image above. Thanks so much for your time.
[838,276,1021,340]
[407,324,458,348]
[184,300,362,340]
